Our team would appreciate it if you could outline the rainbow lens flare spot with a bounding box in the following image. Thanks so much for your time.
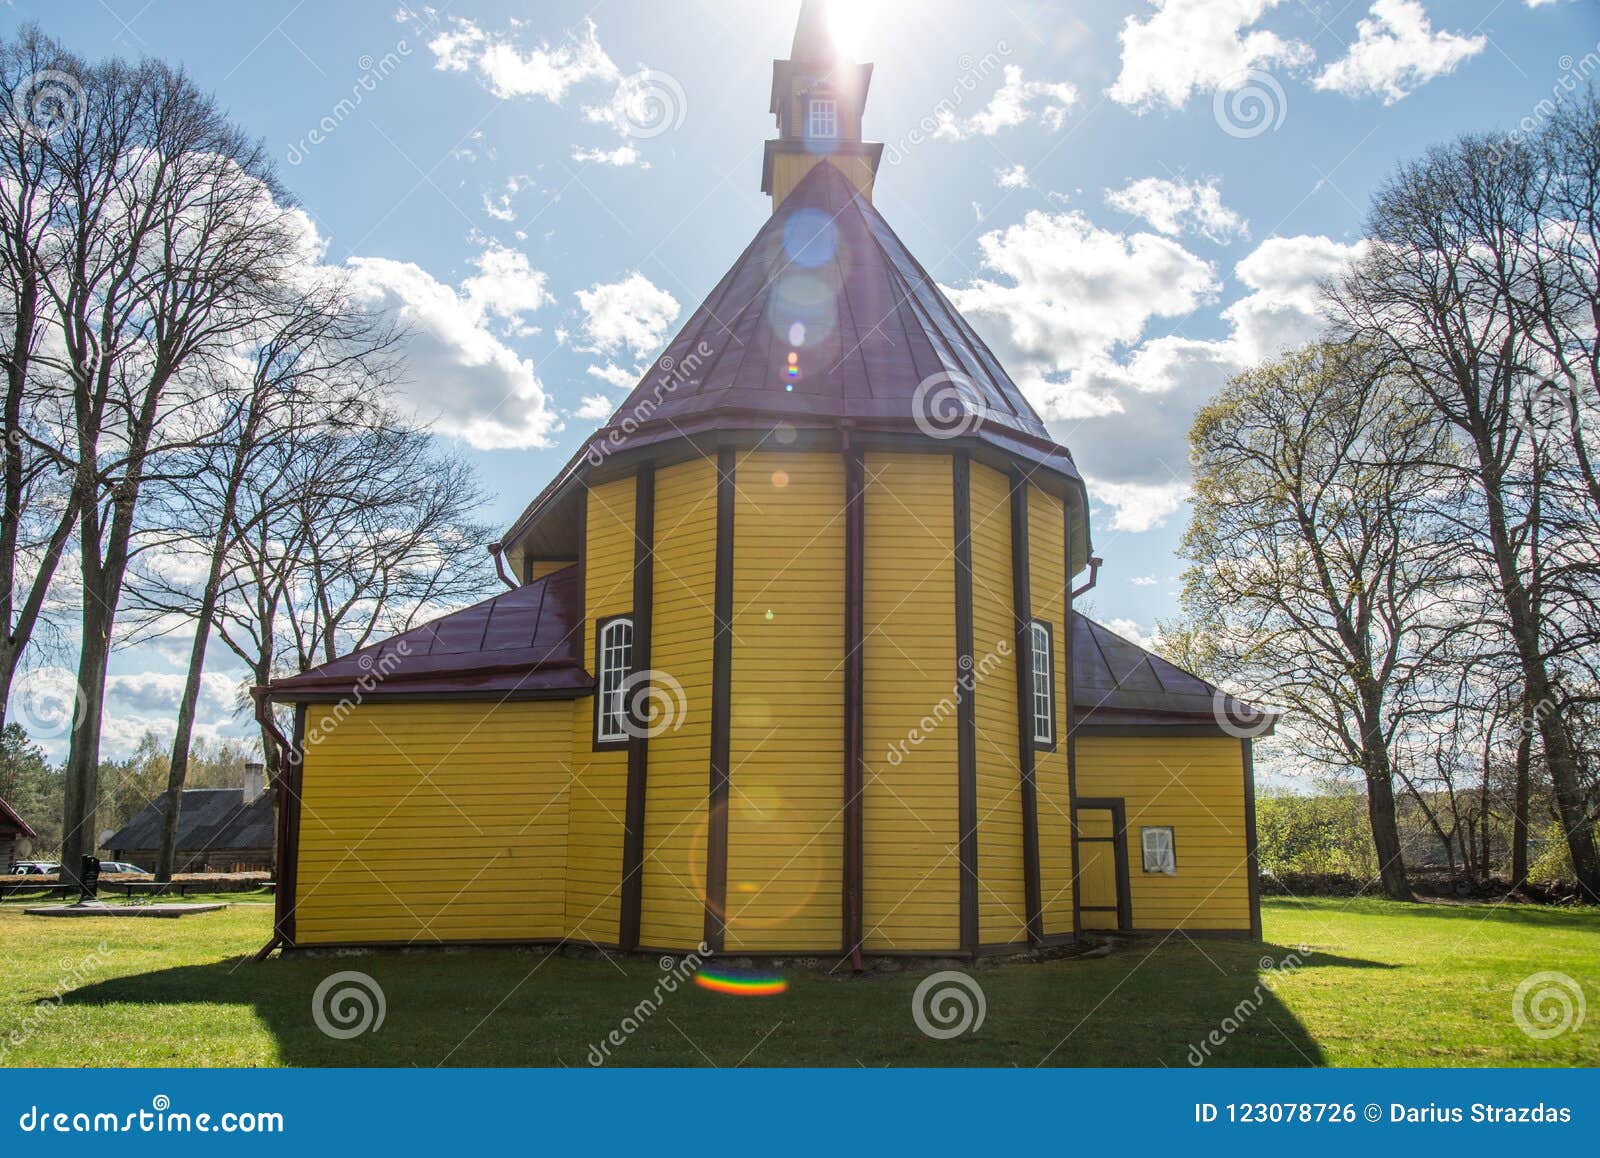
[694,971,789,997]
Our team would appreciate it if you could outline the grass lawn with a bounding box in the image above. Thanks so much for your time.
[1,897,1595,1067]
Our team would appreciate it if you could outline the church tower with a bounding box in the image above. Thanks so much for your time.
[762,0,884,209]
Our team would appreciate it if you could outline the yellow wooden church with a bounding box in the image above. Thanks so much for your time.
[258,3,1265,960]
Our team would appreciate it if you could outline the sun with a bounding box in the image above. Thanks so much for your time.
[823,0,872,60]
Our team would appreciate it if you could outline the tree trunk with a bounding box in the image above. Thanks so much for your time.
[154,583,219,882]
[1364,751,1413,901]
[58,592,111,891]
[1511,720,1532,888]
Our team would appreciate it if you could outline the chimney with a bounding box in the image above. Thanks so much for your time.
[243,762,266,802]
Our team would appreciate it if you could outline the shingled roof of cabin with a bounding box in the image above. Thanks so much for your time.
[502,160,1081,548]
[266,564,590,701]
[104,787,274,855]
[268,564,1260,731]
[0,795,35,838]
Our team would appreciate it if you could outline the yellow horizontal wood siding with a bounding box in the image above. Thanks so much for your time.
[726,451,844,951]
[639,457,718,949]
[565,475,635,943]
[529,559,574,580]
[862,452,959,951]
[1075,735,1251,930]
[1028,487,1074,936]
[294,701,573,944]
[968,462,1025,945]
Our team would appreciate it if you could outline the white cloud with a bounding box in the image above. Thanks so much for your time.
[936,66,1077,139]
[946,209,1219,400]
[572,143,646,168]
[1132,575,1159,586]
[574,394,616,420]
[1313,0,1485,104]
[995,164,1031,190]
[427,16,618,102]
[948,211,1364,532]
[575,271,680,363]
[1105,617,1162,652]
[481,175,532,222]
[1109,0,1313,110]
[1106,176,1248,243]
[346,242,559,449]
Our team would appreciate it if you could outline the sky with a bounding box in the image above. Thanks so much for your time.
[5,0,1598,760]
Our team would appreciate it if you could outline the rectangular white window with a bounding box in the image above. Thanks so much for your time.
[808,97,838,139]
[596,617,634,743]
[1030,620,1053,746]
[1142,826,1177,875]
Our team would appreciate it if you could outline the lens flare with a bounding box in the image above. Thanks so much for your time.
[695,971,790,997]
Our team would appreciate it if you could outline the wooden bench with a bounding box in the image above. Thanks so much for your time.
[115,880,189,898]
[0,882,79,901]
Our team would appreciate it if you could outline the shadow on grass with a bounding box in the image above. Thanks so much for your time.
[57,935,1391,1068]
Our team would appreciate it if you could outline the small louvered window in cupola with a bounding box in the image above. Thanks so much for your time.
[807,96,838,139]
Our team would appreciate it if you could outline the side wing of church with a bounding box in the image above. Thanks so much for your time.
[257,3,1265,959]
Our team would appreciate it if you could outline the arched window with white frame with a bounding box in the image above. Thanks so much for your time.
[595,615,634,746]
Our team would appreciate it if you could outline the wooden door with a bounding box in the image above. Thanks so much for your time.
[1075,798,1131,931]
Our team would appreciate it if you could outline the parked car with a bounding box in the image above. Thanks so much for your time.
[6,861,59,875]
[98,861,151,876]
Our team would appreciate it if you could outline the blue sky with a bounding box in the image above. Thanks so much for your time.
[6,0,1597,757]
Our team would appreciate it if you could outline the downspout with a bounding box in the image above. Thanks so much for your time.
[251,687,294,961]
[487,541,518,590]
[1071,555,1103,600]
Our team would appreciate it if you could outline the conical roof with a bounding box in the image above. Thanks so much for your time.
[591,161,1073,469]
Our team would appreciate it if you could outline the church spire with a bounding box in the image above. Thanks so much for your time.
[761,0,883,211]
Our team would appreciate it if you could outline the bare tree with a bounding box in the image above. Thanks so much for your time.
[127,281,397,879]
[18,35,303,885]
[0,32,81,727]
[1182,342,1457,901]
[212,412,492,776]
[1329,116,1600,900]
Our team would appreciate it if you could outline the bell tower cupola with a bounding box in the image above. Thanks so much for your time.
[761,0,884,210]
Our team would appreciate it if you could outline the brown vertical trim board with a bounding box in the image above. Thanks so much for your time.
[1009,472,1043,944]
[952,452,979,955]
[703,446,736,952]
[1064,493,1082,938]
[618,465,655,950]
[841,444,866,957]
[1243,737,1263,940]
[275,704,307,947]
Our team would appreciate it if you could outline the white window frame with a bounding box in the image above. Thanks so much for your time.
[596,616,634,744]
[1029,619,1054,746]
[807,96,838,139]
[1141,826,1177,875]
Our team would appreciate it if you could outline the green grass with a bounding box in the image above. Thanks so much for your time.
[1,898,1595,1067]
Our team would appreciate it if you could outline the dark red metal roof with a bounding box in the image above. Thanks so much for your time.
[265,565,591,701]
[1071,613,1274,733]
[502,160,1081,552]
[265,566,1265,734]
